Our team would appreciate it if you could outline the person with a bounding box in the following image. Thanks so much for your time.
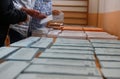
[9,0,47,43]
[29,0,52,35]
[0,0,28,47]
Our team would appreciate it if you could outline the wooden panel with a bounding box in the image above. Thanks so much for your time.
[64,18,87,25]
[64,11,87,18]
[52,0,89,25]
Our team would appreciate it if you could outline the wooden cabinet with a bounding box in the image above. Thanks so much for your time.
[52,0,89,25]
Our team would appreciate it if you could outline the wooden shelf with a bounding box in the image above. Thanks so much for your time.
[52,0,89,25]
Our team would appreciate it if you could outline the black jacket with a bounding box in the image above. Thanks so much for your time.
[0,0,27,28]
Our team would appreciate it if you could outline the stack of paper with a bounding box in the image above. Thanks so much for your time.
[6,48,39,61]
[47,30,61,38]
[95,48,120,56]
[51,46,94,51]
[85,31,118,39]
[55,38,90,44]
[39,52,95,60]
[24,64,100,76]
[53,43,92,47]
[0,61,29,79]
[32,58,96,67]
[90,39,120,44]
[16,73,103,79]
[100,61,120,68]
[0,47,19,59]
[92,43,120,48]
[102,68,120,79]
[58,31,87,39]
[30,37,53,49]
[97,55,120,62]
[44,49,94,55]
[10,37,40,47]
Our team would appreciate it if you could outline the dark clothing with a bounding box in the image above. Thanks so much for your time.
[0,0,27,47]
[9,28,25,43]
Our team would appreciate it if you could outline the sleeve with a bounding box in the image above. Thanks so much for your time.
[0,0,27,24]
[13,1,22,10]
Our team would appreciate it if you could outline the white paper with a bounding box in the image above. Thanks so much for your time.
[0,61,29,79]
[40,15,53,24]
[17,73,102,79]
[6,48,39,61]
[32,58,96,67]
[24,64,100,76]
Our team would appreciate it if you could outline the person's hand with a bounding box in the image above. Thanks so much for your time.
[21,7,46,19]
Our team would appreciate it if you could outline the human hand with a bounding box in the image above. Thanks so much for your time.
[21,7,46,19]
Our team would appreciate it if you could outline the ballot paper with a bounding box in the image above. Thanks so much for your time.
[100,61,120,68]
[47,30,61,38]
[55,38,90,44]
[10,37,40,47]
[0,47,19,59]
[53,43,92,47]
[6,48,39,61]
[0,61,29,79]
[58,31,87,39]
[16,73,103,79]
[39,52,95,60]
[50,46,94,51]
[44,49,94,55]
[95,48,120,56]
[90,39,120,44]
[30,37,53,49]
[97,55,120,62]
[32,58,96,67]
[86,31,118,39]
[102,68,120,79]
[24,64,100,76]
[92,43,120,49]
[40,15,53,24]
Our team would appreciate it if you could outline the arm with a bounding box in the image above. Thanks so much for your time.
[0,0,27,24]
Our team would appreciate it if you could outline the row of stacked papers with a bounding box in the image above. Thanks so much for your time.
[45,30,118,40]
[18,37,102,79]
[0,37,103,79]
[90,39,120,79]
[1,37,120,79]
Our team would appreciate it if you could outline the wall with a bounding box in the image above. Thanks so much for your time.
[98,0,120,39]
[88,0,99,27]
